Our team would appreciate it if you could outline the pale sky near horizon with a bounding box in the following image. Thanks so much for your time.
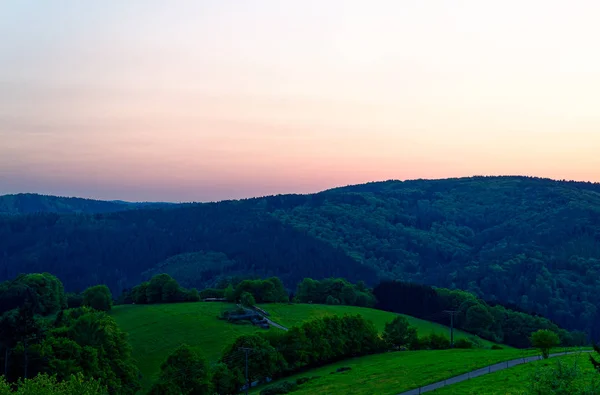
[1,0,600,202]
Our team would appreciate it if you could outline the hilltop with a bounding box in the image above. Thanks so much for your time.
[0,193,169,214]
[2,176,600,338]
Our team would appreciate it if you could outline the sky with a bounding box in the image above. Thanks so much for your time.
[1,0,600,202]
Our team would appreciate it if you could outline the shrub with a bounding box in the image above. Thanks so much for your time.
[491,344,504,350]
[454,338,473,349]
[528,359,600,394]
[0,373,108,395]
[421,333,451,350]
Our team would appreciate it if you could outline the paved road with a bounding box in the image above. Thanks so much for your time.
[397,350,592,395]
[263,316,288,331]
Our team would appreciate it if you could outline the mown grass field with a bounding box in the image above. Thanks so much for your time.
[111,302,264,389]
[252,348,541,395]
[431,352,596,394]
[260,303,499,348]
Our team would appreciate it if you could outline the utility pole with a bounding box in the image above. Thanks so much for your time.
[444,310,458,347]
[239,347,253,395]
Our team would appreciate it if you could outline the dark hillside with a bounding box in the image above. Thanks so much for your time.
[0,202,377,294]
[1,176,600,337]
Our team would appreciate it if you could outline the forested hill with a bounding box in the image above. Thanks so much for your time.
[2,176,600,337]
[0,193,168,214]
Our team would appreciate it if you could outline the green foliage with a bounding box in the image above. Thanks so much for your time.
[465,304,494,334]
[531,329,560,359]
[240,292,256,307]
[527,358,600,394]
[53,308,141,394]
[222,314,384,385]
[260,303,497,348]
[82,285,112,312]
[0,273,139,394]
[142,251,236,290]
[40,335,100,381]
[150,344,212,395]
[0,290,49,382]
[211,363,240,395]
[296,278,375,307]
[234,278,288,304]
[491,344,504,350]
[0,273,66,317]
[221,335,284,387]
[0,373,107,394]
[374,280,580,348]
[382,316,418,350]
[131,282,149,304]
[454,338,474,349]
[129,274,198,304]
[224,285,236,302]
[147,274,174,303]
[419,333,451,350]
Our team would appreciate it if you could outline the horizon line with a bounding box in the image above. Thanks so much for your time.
[2,174,600,204]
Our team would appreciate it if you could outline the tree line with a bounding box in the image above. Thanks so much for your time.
[294,278,376,307]
[374,280,587,348]
[117,274,587,351]
[0,271,593,394]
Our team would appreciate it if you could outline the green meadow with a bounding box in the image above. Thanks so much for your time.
[111,302,263,389]
[252,348,540,395]
[431,352,596,394]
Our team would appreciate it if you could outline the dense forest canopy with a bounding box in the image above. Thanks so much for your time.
[2,176,600,338]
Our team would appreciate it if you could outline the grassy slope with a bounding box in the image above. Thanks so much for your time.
[252,349,540,395]
[431,352,595,394]
[111,302,264,389]
[111,301,503,390]
[260,303,499,348]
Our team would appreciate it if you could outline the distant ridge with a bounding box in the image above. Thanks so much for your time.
[0,193,168,215]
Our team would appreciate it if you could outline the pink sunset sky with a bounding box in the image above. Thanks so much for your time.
[1,0,600,202]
